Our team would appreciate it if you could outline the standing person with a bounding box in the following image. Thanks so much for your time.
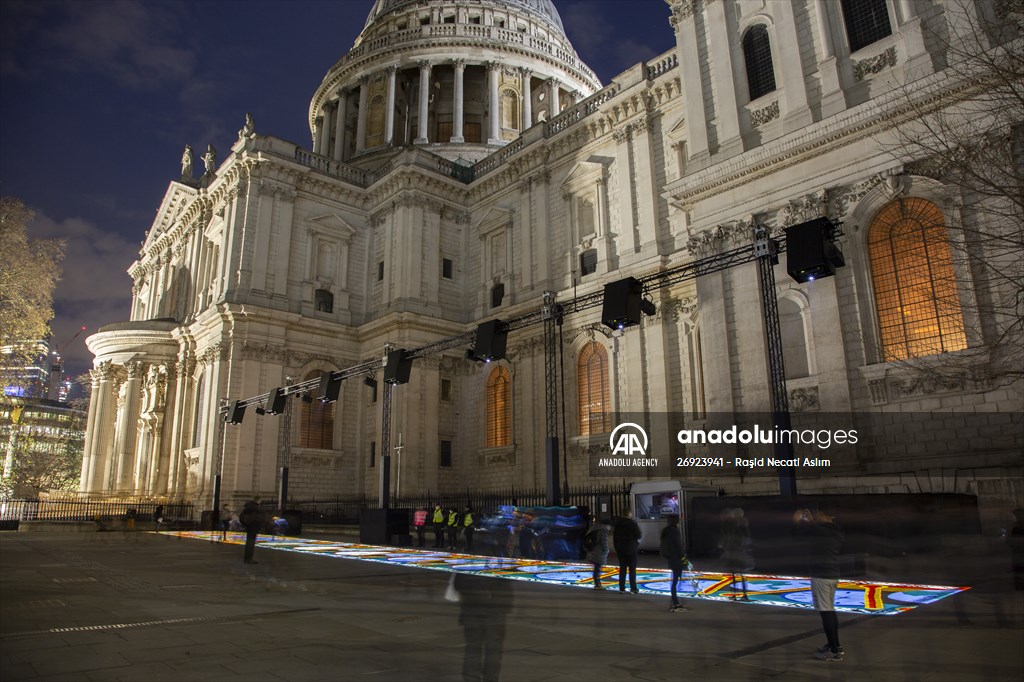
[613,513,642,593]
[660,516,689,612]
[585,516,610,590]
[719,508,753,600]
[240,498,264,565]
[433,504,446,548]
[794,504,845,661]
[413,506,428,547]
[463,505,476,552]
[447,507,461,551]
[453,562,515,682]
[152,505,164,531]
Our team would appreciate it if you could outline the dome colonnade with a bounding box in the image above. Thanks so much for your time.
[308,0,601,163]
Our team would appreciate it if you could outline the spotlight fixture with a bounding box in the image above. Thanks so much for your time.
[468,320,508,363]
[266,387,287,415]
[317,371,342,403]
[601,277,655,331]
[301,393,313,403]
[785,218,845,283]
[384,348,413,385]
[225,400,246,424]
[255,406,266,415]
[363,376,377,389]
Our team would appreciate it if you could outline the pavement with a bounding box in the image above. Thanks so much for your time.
[1,529,1022,682]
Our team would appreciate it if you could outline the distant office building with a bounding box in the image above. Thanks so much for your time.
[1,398,86,498]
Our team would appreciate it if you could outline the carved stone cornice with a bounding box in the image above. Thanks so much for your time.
[686,217,755,257]
[854,47,898,81]
[828,169,903,218]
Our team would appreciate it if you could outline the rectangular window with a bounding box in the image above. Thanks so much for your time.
[464,123,482,144]
[440,439,452,467]
[437,121,453,141]
[580,249,598,276]
[443,15,455,24]
[442,257,454,279]
[440,377,453,401]
[369,441,376,468]
[378,261,384,281]
[841,0,892,52]
[420,16,430,26]
[491,283,505,308]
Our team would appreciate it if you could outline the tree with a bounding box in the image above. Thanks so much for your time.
[880,1,1023,386]
[0,197,65,392]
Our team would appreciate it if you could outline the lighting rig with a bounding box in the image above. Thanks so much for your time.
[220,218,843,505]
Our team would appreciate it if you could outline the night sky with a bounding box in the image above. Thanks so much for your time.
[0,0,677,389]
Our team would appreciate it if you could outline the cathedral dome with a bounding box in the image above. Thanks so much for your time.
[361,0,566,37]
[308,0,599,164]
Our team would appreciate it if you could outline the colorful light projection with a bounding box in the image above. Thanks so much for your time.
[164,531,968,616]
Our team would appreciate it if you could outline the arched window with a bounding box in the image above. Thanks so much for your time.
[868,197,967,361]
[314,289,334,313]
[367,95,385,147]
[841,0,892,52]
[300,370,335,449]
[500,88,520,131]
[742,25,776,101]
[577,342,610,435]
[778,297,810,379]
[485,366,511,447]
[191,373,205,448]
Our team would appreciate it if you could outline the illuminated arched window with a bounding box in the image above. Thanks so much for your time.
[577,342,610,435]
[300,370,335,449]
[485,366,511,447]
[868,197,967,361]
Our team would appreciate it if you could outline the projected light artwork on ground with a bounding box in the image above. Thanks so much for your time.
[164,531,967,616]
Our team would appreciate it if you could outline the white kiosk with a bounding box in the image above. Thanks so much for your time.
[630,480,717,551]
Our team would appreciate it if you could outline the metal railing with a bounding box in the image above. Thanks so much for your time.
[269,483,632,524]
[0,498,194,523]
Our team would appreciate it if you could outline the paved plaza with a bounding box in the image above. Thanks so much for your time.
[1,529,1022,681]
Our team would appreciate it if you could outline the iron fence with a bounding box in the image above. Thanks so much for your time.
[268,483,633,525]
[0,498,194,524]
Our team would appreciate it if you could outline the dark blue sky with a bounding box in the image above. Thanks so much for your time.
[0,0,676,384]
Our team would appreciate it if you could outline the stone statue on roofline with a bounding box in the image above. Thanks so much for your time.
[202,144,217,175]
[181,144,194,181]
[238,112,255,140]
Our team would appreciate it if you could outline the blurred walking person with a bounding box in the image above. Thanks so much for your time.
[794,504,845,661]
[585,516,610,590]
[240,498,264,565]
[660,516,689,612]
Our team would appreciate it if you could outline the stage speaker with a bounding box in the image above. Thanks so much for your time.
[225,400,246,424]
[786,218,844,283]
[471,320,508,362]
[602,277,652,330]
[317,371,342,403]
[384,349,413,385]
[266,387,287,415]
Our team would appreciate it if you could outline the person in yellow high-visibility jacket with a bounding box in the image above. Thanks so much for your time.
[432,504,446,548]
[447,508,461,550]
[462,505,475,552]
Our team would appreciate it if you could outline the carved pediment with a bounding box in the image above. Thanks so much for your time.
[474,206,514,236]
[308,213,357,241]
[561,155,611,190]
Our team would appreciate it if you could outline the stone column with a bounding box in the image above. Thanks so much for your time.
[705,0,742,156]
[520,68,532,128]
[319,105,333,156]
[451,59,466,143]
[333,93,347,162]
[549,79,561,116]
[775,0,812,132]
[385,66,398,146]
[897,0,928,72]
[78,370,102,491]
[613,127,638,258]
[87,363,118,491]
[415,61,431,144]
[487,62,501,144]
[356,77,369,153]
[815,0,844,117]
[631,119,660,252]
[673,2,710,162]
[116,361,144,491]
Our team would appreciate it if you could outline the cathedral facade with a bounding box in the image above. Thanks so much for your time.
[78,0,1022,522]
